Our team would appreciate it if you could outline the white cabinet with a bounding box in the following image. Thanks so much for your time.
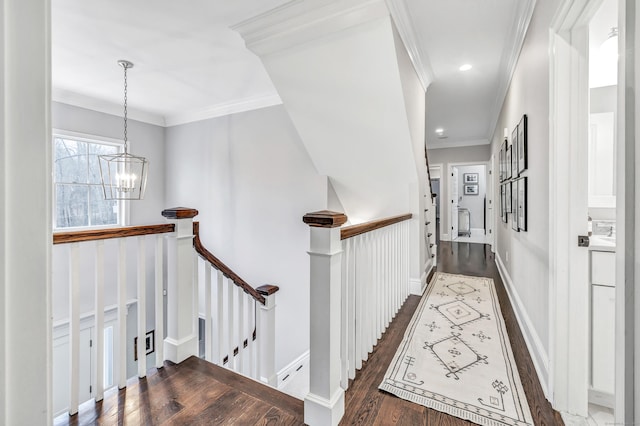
[590,249,616,407]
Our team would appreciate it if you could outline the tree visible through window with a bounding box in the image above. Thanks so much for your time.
[54,136,123,228]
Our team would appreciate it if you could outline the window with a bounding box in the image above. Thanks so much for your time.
[53,133,124,229]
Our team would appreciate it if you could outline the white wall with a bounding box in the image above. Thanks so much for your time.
[164,105,327,372]
[456,164,486,230]
[490,0,560,393]
[427,145,490,237]
[392,23,429,283]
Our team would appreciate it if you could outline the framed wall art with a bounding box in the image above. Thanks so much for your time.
[511,126,518,177]
[505,181,512,213]
[464,184,479,195]
[463,173,479,184]
[506,146,512,180]
[511,181,518,231]
[517,177,527,231]
[517,114,528,174]
[501,183,507,223]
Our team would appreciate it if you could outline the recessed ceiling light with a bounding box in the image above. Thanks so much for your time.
[435,128,444,134]
[459,64,472,71]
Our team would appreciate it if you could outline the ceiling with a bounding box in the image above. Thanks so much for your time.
[52,0,535,140]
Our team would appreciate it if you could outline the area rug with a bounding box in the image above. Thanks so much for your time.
[379,272,533,426]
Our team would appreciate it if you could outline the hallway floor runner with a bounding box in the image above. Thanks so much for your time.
[379,272,534,426]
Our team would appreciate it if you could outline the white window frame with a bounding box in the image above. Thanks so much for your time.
[52,129,130,230]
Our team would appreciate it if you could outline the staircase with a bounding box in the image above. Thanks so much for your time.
[53,357,303,425]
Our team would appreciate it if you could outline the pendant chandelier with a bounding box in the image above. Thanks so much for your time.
[99,60,148,200]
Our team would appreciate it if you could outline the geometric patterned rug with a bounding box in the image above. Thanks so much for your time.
[379,272,534,426]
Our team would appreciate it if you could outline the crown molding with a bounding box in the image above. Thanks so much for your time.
[52,88,166,127]
[233,0,391,56]
[385,0,433,90]
[427,138,489,150]
[485,0,537,139]
[164,93,282,127]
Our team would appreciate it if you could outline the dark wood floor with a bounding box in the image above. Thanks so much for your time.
[54,356,304,425]
[341,241,564,425]
[57,241,562,425]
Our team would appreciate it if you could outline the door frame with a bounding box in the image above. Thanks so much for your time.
[548,0,634,420]
[448,161,491,242]
[429,163,444,239]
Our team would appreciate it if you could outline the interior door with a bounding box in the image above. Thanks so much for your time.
[450,167,459,239]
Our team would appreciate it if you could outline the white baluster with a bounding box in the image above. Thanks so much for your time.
[237,285,245,374]
[95,240,105,402]
[204,264,212,362]
[69,243,80,415]
[340,238,348,390]
[117,238,127,389]
[216,270,224,365]
[137,236,146,378]
[347,238,356,380]
[355,236,364,368]
[227,278,234,370]
[155,236,164,368]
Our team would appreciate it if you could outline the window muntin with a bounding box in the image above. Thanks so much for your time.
[53,134,125,229]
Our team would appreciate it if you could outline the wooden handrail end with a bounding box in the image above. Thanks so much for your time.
[303,210,348,228]
[162,207,199,220]
[256,285,279,296]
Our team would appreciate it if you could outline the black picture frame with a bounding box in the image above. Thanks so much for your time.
[511,126,519,177]
[464,184,479,195]
[505,181,512,213]
[134,330,155,361]
[501,183,507,223]
[518,115,527,174]
[517,177,527,231]
[506,146,512,180]
[463,173,479,184]
[500,139,508,182]
[511,181,519,231]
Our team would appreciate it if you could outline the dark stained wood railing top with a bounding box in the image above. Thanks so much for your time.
[340,214,412,240]
[193,222,277,305]
[53,224,176,244]
[302,210,348,228]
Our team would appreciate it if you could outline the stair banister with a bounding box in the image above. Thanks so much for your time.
[302,211,348,426]
[161,207,200,363]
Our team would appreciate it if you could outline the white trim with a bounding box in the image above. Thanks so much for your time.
[385,0,433,90]
[233,0,390,56]
[485,0,537,139]
[495,253,550,399]
[53,89,166,127]
[164,93,283,127]
[409,278,422,295]
[277,350,310,388]
[440,233,451,241]
[427,138,489,150]
[52,299,137,338]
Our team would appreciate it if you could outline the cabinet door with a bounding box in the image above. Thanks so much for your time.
[591,251,615,286]
[591,285,615,394]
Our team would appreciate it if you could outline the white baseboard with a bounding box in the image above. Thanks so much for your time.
[495,253,550,400]
[440,233,451,241]
[277,350,309,388]
[409,278,423,295]
[588,388,614,409]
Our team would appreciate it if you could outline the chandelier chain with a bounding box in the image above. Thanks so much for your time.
[123,64,128,152]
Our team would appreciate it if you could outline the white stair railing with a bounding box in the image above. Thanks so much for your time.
[302,211,413,426]
[192,221,278,385]
[52,207,279,419]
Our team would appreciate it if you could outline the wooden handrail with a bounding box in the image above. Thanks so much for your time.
[340,214,413,240]
[53,224,176,244]
[193,222,277,305]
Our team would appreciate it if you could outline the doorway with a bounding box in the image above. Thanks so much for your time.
[549,0,622,422]
[449,162,490,245]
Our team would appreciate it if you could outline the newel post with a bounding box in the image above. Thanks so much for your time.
[256,285,279,386]
[162,207,199,363]
[302,210,348,426]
